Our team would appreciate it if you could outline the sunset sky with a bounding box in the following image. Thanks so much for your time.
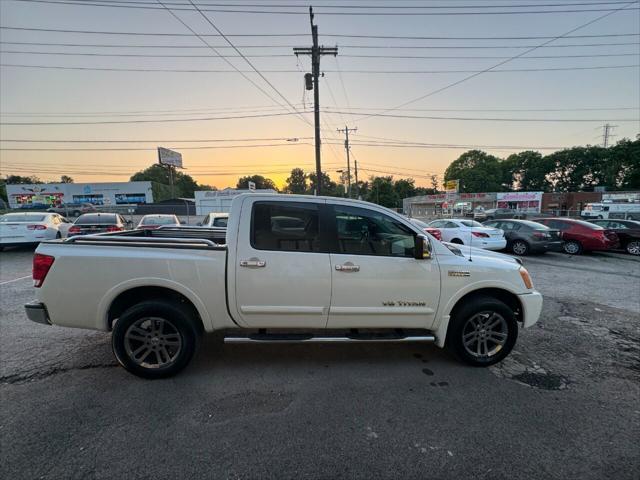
[0,0,638,190]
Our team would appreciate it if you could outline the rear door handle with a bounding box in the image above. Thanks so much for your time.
[335,263,360,272]
[240,259,266,268]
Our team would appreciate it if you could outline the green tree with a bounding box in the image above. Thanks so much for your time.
[284,168,308,194]
[366,176,399,208]
[308,171,340,196]
[4,175,42,185]
[444,150,507,192]
[393,178,417,201]
[60,175,74,184]
[505,151,553,191]
[236,175,278,191]
[130,164,201,198]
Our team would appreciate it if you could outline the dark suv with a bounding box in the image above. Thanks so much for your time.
[47,203,96,217]
[483,219,562,255]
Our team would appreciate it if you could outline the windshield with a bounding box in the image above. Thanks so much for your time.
[410,219,429,228]
[1,214,46,223]
[460,220,484,227]
[141,216,176,225]
[572,219,605,229]
[518,220,551,229]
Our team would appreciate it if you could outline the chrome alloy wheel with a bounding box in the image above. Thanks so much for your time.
[512,241,528,255]
[462,311,508,359]
[627,241,640,256]
[124,317,182,369]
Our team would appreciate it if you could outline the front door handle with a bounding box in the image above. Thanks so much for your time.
[240,259,266,268]
[335,263,360,272]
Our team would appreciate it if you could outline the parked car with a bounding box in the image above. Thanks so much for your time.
[482,219,562,255]
[198,212,229,228]
[428,219,507,250]
[588,219,640,255]
[0,212,72,250]
[25,194,542,378]
[408,218,442,241]
[534,218,619,255]
[483,208,526,221]
[68,213,130,237]
[47,202,96,217]
[18,203,49,211]
[136,214,180,230]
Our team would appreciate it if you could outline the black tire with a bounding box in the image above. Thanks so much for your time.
[112,300,201,379]
[447,295,518,367]
[72,210,81,217]
[55,232,61,239]
[451,238,464,245]
[626,240,640,256]
[562,240,583,255]
[511,239,529,256]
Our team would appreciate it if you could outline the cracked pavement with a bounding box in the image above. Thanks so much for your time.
[1,246,639,479]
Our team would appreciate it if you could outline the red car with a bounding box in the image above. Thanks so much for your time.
[534,218,619,255]
[409,218,442,241]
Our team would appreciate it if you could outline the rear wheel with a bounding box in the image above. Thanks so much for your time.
[447,296,518,367]
[626,240,640,256]
[112,300,201,379]
[72,210,81,217]
[511,240,529,255]
[562,240,583,255]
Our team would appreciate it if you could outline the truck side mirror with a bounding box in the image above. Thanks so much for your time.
[414,234,431,260]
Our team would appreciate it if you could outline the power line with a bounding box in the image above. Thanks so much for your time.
[7,0,640,15]
[0,136,313,142]
[0,110,309,125]
[1,26,637,40]
[354,0,639,122]
[3,49,638,59]
[0,142,313,151]
[182,0,311,125]
[2,63,637,74]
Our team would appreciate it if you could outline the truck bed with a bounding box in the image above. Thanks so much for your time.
[63,226,227,249]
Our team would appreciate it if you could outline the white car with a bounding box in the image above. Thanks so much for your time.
[0,212,72,249]
[136,214,180,230]
[198,212,229,228]
[26,194,542,379]
[428,219,507,251]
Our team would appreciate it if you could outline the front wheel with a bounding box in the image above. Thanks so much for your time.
[626,240,640,256]
[511,240,529,256]
[562,240,583,255]
[447,296,518,367]
[112,300,201,379]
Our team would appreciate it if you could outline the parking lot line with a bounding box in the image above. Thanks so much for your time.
[0,275,32,286]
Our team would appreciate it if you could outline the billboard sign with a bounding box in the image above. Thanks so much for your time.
[248,181,256,191]
[444,179,459,193]
[158,147,183,168]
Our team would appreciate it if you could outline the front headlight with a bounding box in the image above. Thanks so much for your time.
[519,267,533,289]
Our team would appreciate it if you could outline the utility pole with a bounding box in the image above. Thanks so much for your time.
[602,123,617,148]
[336,126,357,197]
[294,7,338,196]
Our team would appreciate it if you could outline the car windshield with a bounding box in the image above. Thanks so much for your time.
[141,216,176,225]
[76,214,117,224]
[460,220,484,227]
[571,219,605,229]
[1,214,46,222]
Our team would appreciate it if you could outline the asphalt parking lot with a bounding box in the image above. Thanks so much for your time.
[1,247,639,479]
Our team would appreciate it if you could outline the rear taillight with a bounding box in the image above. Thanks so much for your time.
[33,253,55,288]
[106,225,123,232]
[27,224,47,230]
[472,231,490,238]
[68,226,81,234]
[533,231,549,239]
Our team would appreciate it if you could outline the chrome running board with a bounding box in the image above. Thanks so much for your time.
[224,334,436,344]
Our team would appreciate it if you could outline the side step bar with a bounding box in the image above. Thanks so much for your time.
[224,334,436,344]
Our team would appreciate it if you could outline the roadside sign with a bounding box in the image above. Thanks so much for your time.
[248,181,256,191]
[444,179,459,193]
[158,147,183,168]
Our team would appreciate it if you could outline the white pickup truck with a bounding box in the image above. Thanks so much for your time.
[25,194,542,378]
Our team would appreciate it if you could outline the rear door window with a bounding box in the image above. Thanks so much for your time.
[251,202,321,253]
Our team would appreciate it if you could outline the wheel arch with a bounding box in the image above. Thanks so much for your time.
[100,280,212,332]
[434,286,523,347]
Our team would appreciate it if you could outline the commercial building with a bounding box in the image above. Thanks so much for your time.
[6,181,153,208]
[496,192,543,213]
[195,188,278,215]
